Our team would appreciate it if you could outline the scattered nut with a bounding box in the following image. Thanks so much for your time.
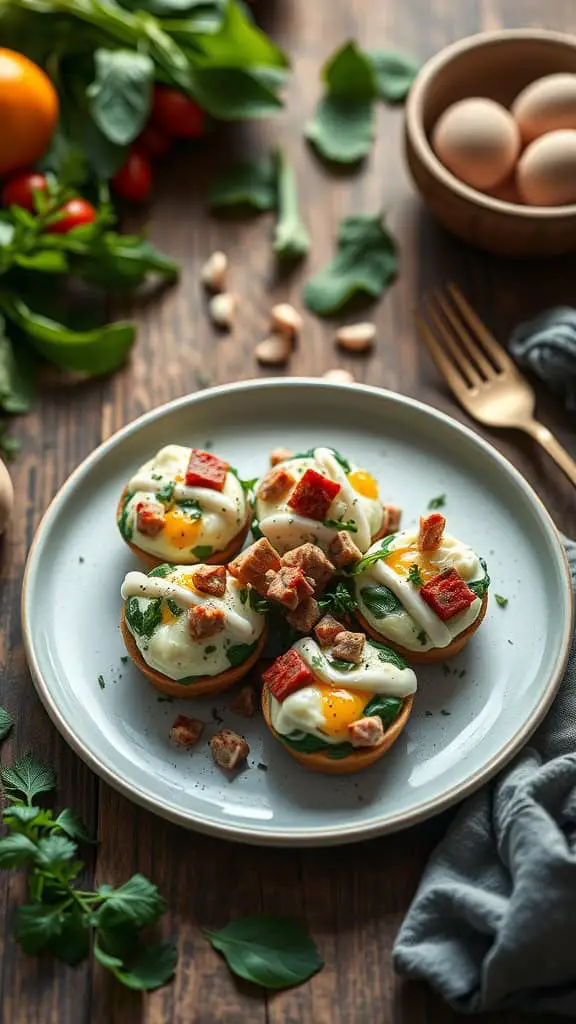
[254,332,292,365]
[270,447,293,466]
[200,251,227,291]
[209,292,236,329]
[336,322,376,353]
[322,368,355,383]
[271,303,303,337]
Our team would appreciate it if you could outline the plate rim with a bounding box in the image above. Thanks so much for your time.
[21,378,574,846]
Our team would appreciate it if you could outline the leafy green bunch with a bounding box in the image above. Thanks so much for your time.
[0,751,176,990]
[0,0,288,182]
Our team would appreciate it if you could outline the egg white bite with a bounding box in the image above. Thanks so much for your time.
[120,563,267,697]
[262,635,417,774]
[117,444,251,567]
[354,513,489,663]
[254,446,386,556]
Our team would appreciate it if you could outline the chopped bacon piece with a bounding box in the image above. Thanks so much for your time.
[169,715,203,748]
[314,614,345,646]
[332,630,365,664]
[270,447,293,467]
[230,684,257,718]
[210,729,249,770]
[192,564,226,597]
[287,468,340,521]
[187,604,225,640]
[185,449,229,491]
[286,597,321,634]
[418,513,446,552]
[136,499,165,537]
[349,716,384,748]
[420,568,476,621]
[228,538,281,594]
[328,530,362,569]
[264,566,314,610]
[281,543,335,592]
[382,504,402,535]
[257,465,296,503]
[263,648,315,702]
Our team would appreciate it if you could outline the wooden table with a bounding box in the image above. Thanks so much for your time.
[2,0,576,1021]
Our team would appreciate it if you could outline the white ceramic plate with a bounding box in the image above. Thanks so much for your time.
[23,381,572,846]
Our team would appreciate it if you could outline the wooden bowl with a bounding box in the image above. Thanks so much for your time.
[404,30,576,256]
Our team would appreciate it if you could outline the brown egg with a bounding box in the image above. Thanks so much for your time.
[517,130,576,206]
[512,73,576,143]
[432,97,520,191]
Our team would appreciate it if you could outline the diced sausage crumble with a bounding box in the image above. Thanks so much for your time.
[210,729,250,770]
[258,465,296,503]
[281,543,335,592]
[264,566,314,610]
[136,499,165,537]
[349,716,384,748]
[314,614,346,646]
[230,684,257,718]
[382,504,402,535]
[192,564,226,597]
[418,513,446,552]
[169,715,204,748]
[228,538,281,595]
[270,447,293,467]
[187,605,225,640]
[285,597,321,633]
[328,530,362,568]
[332,630,365,664]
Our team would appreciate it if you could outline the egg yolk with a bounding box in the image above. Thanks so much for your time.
[163,509,202,550]
[348,470,379,500]
[385,546,446,582]
[317,682,372,743]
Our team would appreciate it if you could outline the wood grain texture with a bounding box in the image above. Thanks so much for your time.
[1,0,576,1021]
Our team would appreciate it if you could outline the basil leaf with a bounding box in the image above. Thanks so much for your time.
[193,0,287,71]
[306,41,377,164]
[204,915,323,989]
[468,558,490,599]
[102,940,177,991]
[359,585,401,618]
[366,637,408,670]
[273,148,310,261]
[149,563,173,578]
[87,49,154,146]
[117,491,134,541]
[350,533,398,574]
[362,694,402,728]
[209,157,276,210]
[303,213,398,316]
[367,49,420,103]
[226,640,258,668]
[190,66,282,120]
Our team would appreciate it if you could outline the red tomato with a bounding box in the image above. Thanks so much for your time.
[136,122,171,159]
[112,150,152,202]
[47,197,96,233]
[2,171,48,211]
[151,86,206,139]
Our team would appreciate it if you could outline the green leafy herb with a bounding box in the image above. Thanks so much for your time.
[125,597,162,639]
[229,466,258,496]
[87,49,154,147]
[292,446,351,473]
[495,594,508,608]
[468,558,490,599]
[226,641,258,669]
[155,482,175,504]
[328,658,355,673]
[166,599,184,618]
[149,563,173,578]
[318,580,356,618]
[249,589,270,614]
[98,675,105,690]
[351,534,397,575]
[0,755,56,804]
[303,213,398,316]
[427,494,446,509]
[204,915,323,989]
[176,499,202,520]
[359,584,401,618]
[0,707,14,742]
[366,49,420,103]
[306,41,377,164]
[192,545,214,560]
[408,563,424,586]
[238,588,248,605]
[251,517,264,541]
[323,518,358,533]
[273,149,310,261]
[362,694,402,728]
[209,157,276,211]
[280,731,354,759]
[366,638,409,671]
[417,629,427,646]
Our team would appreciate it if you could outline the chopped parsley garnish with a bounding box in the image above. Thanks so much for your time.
[155,481,175,504]
[293,447,352,473]
[319,580,356,618]
[176,498,202,519]
[440,709,451,716]
[229,466,258,495]
[495,594,508,608]
[328,658,355,673]
[166,599,183,618]
[416,629,427,645]
[427,494,446,509]
[151,472,162,481]
[323,518,358,533]
[120,656,129,664]
[205,645,217,654]
[468,558,490,598]
[249,589,270,614]
[125,597,162,639]
[98,675,105,690]
[149,563,172,578]
[408,563,424,586]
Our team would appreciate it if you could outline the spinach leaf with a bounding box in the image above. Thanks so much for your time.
[359,585,401,618]
[273,149,310,261]
[362,694,402,728]
[328,658,355,673]
[350,533,397,574]
[249,589,269,614]
[177,498,202,519]
[367,49,420,103]
[323,518,357,533]
[468,558,490,599]
[149,563,173,578]
[87,49,154,146]
[204,915,323,989]
[192,545,213,560]
[193,0,287,70]
[366,637,409,670]
[251,517,264,540]
[125,598,162,638]
[166,599,183,617]
[117,491,134,541]
[303,214,398,316]
[280,731,354,760]
[306,41,377,165]
[226,641,258,668]
[209,157,276,210]
[190,66,282,120]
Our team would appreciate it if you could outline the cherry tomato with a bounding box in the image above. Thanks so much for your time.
[151,86,206,139]
[47,197,97,234]
[136,122,171,160]
[112,150,152,202]
[2,171,48,211]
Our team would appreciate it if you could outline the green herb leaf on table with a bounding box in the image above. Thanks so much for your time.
[87,49,154,147]
[367,49,420,103]
[0,706,14,741]
[95,874,166,930]
[54,808,95,844]
[96,939,177,991]
[303,213,398,316]
[0,833,40,868]
[204,915,323,989]
[0,755,56,804]
[427,494,446,509]
[273,149,310,261]
[209,158,276,210]
[306,41,377,164]
[495,594,508,608]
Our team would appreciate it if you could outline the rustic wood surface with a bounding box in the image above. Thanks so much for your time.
[2,0,576,1021]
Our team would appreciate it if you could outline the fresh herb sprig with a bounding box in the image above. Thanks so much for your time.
[323,518,358,533]
[427,494,446,509]
[407,563,424,586]
[0,748,176,990]
[205,916,323,989]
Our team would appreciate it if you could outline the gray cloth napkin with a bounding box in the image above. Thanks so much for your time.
[393,539,576,1015]
[509,308,576,414]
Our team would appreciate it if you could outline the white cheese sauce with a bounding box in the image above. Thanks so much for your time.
[269,637,416,743]
[255,447,383,555]
[122,444,247,562]
[355,530,485,652]
[122,566,265,681]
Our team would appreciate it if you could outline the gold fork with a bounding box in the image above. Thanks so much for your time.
[415,283,576,488]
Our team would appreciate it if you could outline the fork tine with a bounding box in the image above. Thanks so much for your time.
[434,291,494,379]
[448,283,516,373]
[425,294,482,387]
[414,312,469,398]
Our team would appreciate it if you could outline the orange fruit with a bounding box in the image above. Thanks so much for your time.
[0,49,58,177]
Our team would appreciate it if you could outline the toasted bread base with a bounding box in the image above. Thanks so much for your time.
[116,487,252,569]
[355,593,488,665]
[262,682,414,775]
[120,610,267,698]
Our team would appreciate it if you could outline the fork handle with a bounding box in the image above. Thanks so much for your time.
[521,419,576,487]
